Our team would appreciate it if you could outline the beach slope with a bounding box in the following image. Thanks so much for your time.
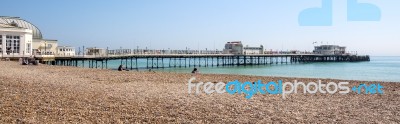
[0,61,399,123]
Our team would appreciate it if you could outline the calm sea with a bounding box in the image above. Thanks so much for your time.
[103,56,400,82]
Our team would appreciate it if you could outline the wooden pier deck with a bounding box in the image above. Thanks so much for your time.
[44,54,370,70]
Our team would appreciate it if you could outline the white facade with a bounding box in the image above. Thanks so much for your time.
[1,17,59,57]
[314,45,346,55]
[86,48,107,56]
[32,39,58,55]
[56,46,75,56]
[223,41,243,54]
[243,45,264,54]
[0,25,33,57]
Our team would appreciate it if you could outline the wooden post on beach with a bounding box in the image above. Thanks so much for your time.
[135,58,138,70]
[162,58,164,68]
[174,58,176,67]
[101,60,104,69]
[229,56,232,66]
[216,57,219,66]
[206,57,208,67]
[125,58,128,69]
[250,56,253,65]
[198,57,201,67]
[179,58,181,68]
[286,56,288,64]
[193,57,195,67]
[152,57,154,69]
[291,57,294,63]
[222,56,225,66]
[227,56,229,66]
[237,56,240,66]
[146,58,149,69]
[130,57,133,70]
[243,56,246,66]
[212,57,214,67]
[270,57,272,65]
[168,58,171,67]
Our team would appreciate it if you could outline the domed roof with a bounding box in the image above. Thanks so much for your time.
[0,16,42,39]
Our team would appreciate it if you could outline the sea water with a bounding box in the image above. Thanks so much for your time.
[103,56,400,82]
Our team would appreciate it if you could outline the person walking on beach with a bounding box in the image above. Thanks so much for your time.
[191,68,199,76]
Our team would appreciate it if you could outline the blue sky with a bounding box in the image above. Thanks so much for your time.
[1,0,399,56]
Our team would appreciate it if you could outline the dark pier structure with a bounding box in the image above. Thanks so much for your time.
[49,54,370,70]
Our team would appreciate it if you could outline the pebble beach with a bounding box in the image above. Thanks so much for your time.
[0,61,399,123]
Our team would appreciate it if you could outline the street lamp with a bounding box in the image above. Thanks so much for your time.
[44,41,47,55]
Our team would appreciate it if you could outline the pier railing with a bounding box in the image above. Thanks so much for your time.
[49,53,370,69]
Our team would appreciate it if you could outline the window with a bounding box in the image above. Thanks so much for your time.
[26,43,31,53]
[6,39,11,54]
[5,35,20,54]
[13,40,20,53]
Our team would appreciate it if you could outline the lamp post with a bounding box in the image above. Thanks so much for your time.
[94,47,96,57]
[44,41,47,55]
[83,46,85,57]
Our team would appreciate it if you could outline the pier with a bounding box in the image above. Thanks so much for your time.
[43,53,370,70]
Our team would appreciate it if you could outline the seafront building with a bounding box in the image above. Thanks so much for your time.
[313,45,346,55]
[86,47,107,56]
[0,23,32,57]
[223,41,264,54]
[243,45,264,54]
[56,46,75,56]
[223,41,243,54]
[0,16,59,57]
